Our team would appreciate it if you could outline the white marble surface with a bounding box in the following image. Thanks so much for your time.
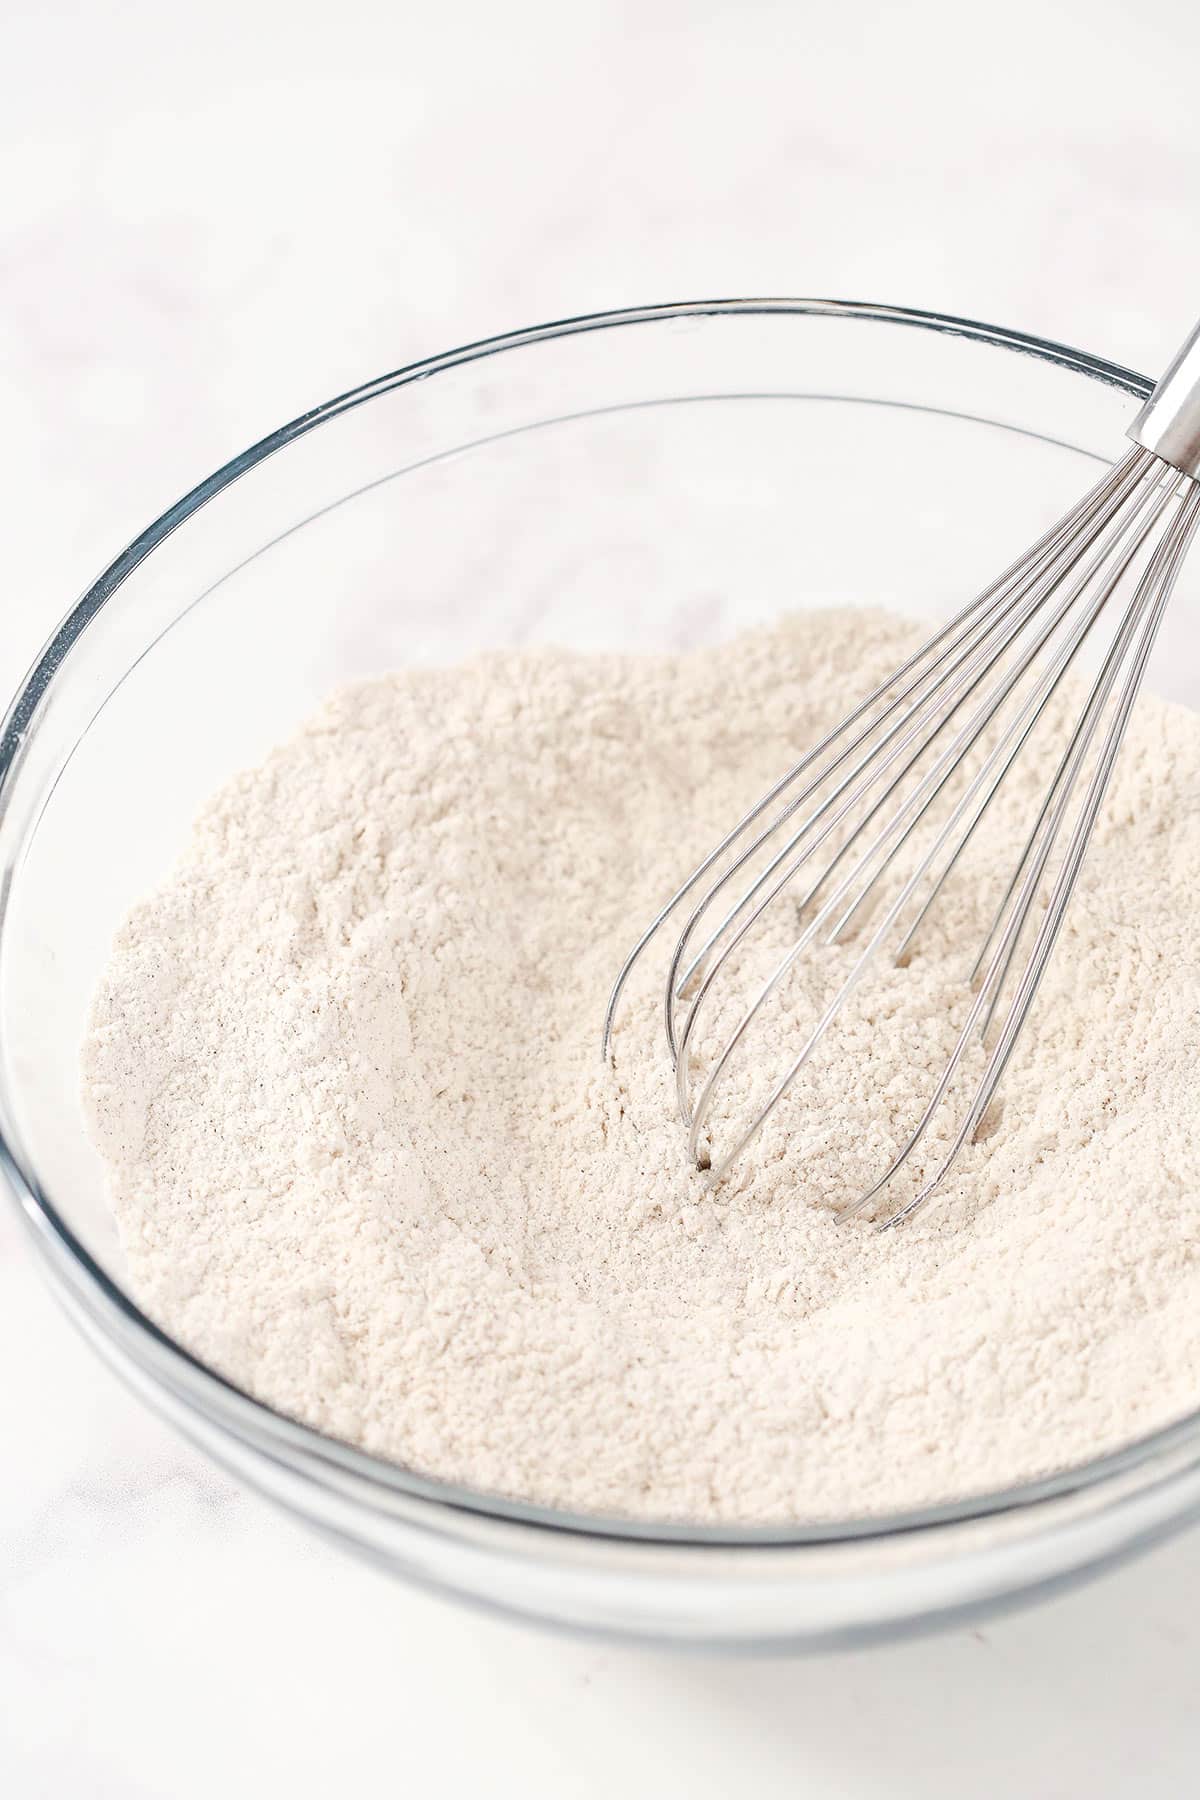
[5,1,1200,1792]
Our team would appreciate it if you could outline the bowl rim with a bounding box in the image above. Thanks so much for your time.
[3,294,1184,1552]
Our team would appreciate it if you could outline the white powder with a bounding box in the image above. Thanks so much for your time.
[83,608,1200,1523]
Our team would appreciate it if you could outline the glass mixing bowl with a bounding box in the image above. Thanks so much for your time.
[4,299,1200,1651]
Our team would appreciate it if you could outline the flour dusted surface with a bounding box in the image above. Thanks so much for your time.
[84,610,1200,1523]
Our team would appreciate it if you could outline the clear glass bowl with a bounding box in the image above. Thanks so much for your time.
[4,299,1200,1650]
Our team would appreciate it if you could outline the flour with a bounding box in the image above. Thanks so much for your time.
[82,609,1200,1523]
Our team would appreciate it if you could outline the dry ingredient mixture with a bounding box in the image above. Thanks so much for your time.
[83,609,1200,1523]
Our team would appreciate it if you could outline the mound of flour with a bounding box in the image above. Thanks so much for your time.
[83,610,1200,1522]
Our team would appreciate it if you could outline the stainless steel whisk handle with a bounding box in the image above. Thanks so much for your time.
[1128,317,1200,479]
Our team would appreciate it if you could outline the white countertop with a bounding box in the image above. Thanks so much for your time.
[5,2,1200,1792]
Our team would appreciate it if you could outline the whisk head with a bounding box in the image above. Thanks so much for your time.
[604,444,1200,1226]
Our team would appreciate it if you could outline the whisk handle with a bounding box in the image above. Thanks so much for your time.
[1128,316,1200,480]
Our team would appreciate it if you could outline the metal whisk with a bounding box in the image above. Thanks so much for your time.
[604,316,1200,1226]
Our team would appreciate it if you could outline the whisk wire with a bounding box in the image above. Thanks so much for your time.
[685,477,1179,1185]
[672,456,1169,1126]
[605,309,1200,1223]
[665,450,1153,1027]
[876,463,1182,973]
[601,448,1153,1062]
[840,474,1196,1223]
[875,476,1200,1228]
